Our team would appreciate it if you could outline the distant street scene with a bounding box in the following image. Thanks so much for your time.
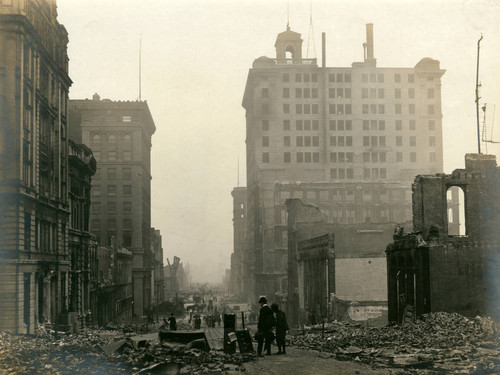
[0,0,500,374]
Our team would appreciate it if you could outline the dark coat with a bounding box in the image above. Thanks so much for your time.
[275,310,289,333]
[257,305,275,332]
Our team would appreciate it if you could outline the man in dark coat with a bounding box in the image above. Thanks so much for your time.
[256,296,275,356]
[168,313,177,331]
[271,303,289,354]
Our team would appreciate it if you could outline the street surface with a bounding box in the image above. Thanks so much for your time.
[241,347,392,375]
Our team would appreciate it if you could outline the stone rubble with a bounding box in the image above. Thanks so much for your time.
[0,325,255,374]
[289,312,500,373]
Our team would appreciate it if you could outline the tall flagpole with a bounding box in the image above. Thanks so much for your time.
[475,34,483,154]
[139,35,142,101]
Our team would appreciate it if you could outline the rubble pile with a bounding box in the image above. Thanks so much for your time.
[125,344,255,374]
[290,313,500,373]
[0,326,255,374]
[0,328,131,374]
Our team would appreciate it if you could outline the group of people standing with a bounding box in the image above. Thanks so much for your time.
[256,296,289,356]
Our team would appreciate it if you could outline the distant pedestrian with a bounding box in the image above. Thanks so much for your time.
[271,303,289,355]
[168,313,177,331]
[256,296,275,357]
[194,315,201,329]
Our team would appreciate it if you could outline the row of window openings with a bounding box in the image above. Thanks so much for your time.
[92,201,132,213]
[278,87,434,99]
[92,185,132,196]
[95,167,132,180]
[93,231,132,247]
[92,134,132,143]
[364,136,434,147]
[262,134,435,154]
[281,103,353,115]
[363,119,423,131]
[361,87,434,99]
[265,136,357,148]
[395,152,437,162]
[23,217,64,254]
[362,104,437,115]
[275,119,436,132]
[91,219,133,230]
[271,103,435,115]
[277,152,355,164]
[329,168,391,180]
[263,151,435,164]
[274,87,353,99]
[361,73,416,83]
[280,72,422,86]
[93,151,132,162]
[282,72,353,83]
[280,189,407,201]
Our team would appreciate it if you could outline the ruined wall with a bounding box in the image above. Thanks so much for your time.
[428,241,486,317]
[413,154,500,241]
[287,198,403,325]
[388,154,500,322]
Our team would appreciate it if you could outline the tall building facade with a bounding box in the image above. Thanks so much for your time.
[0,0,72,334]
[241,24,445,302]
[68,140,96,329]
[69,94,156,317]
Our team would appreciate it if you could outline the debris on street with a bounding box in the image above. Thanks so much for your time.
[290,312,500,373]
[0,325,256,374]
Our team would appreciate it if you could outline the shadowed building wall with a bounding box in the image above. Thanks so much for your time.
[0,0,72,334]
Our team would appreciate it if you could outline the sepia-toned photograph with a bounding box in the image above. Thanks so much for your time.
[0,0,499,373]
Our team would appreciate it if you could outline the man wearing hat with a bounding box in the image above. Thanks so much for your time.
[256,296,275,356]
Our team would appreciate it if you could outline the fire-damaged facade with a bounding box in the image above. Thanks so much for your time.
[296,234,335,321]
[386,154,500,323]
[287,198,405,326]
[66,140,97,331]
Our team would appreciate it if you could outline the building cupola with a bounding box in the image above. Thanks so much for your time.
[275,25,303,62]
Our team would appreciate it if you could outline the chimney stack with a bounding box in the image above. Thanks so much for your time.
[366,23,374,61]
[322,32,326,68]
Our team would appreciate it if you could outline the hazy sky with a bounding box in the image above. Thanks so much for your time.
[57,0,500,283]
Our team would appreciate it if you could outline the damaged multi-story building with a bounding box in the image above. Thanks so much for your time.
[66,141,97,331]
[151,228,165,307]
[240,22,446,304]
[386,154,500,323]
[90,241,133,326]
[0,0,74,334]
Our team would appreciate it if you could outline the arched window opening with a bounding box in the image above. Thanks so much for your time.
[447,186,465,235]
[285,46,295,60]
[92,134,100,143]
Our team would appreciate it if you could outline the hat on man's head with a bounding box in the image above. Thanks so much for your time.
[258,296,267,304]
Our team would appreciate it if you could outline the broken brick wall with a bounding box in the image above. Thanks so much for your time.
[428,239,486,317]
[388,154,500,322]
